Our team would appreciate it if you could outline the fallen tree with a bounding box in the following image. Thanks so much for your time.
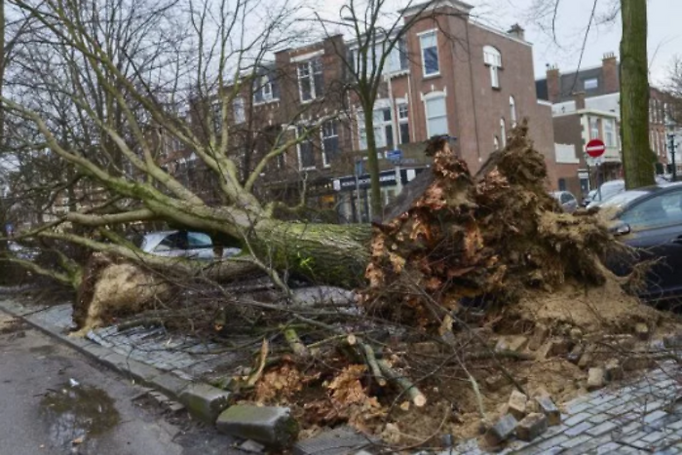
[0,0,371,289]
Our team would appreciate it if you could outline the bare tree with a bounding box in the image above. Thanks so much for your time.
[0,0,371,289]
[315,0,449,218]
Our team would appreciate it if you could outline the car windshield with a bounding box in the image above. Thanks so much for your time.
[595,181,624,202]
[600,190,649,210]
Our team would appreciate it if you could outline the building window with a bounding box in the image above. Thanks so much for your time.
[322,121,339,167]
[358,107,394,149]
[604,119,616,147]
[386,38,409,73]
[398,103,410,144]
[590,117,600,139]
[233,97,245,124]
[297,126,315,169]
[253,75,279,104]
[425,94,448,137]
[584,78,598,90]
[509,96,517,127]
[494,135,500,150]
[298,57,324,102]
[500,118,506,148]
[419,31,439,77]
[483,45,502,89]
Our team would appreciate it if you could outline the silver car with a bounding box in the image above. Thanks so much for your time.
[140,230,241,260]
[552,191,579,213]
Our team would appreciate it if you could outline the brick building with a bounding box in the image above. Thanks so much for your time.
[167,0,557,222]
[536,53,677,198]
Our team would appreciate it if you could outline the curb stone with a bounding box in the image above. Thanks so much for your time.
[0,297,228,424]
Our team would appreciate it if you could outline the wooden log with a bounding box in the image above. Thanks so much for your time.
[377,359,426,407]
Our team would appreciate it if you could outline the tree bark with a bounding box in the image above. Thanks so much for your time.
[620,0,655,189]
[250,219,371,288]
[363,106,383,219]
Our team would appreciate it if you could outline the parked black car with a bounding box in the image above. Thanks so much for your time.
[602,183,682,302]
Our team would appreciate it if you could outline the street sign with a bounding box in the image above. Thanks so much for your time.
[354,159,364,177]
[585,139,606,158]
[385,149,403,162]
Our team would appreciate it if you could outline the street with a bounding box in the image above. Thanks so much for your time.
[0,313,243,455]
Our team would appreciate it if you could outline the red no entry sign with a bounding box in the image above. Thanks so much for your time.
[585,138,606,158]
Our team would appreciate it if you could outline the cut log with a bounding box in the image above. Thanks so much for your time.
[377,359,426,407]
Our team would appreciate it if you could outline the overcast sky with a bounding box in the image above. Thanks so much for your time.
[469,0,682,85]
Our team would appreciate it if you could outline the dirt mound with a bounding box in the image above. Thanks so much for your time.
[361,122,638,332]
[509,279,660,333]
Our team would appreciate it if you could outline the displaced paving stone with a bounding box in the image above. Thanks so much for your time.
[536,338,571,360]
[587,367,605,391]
[485,374,508,392]
[605,359,623,382]
[217,405,298,450]
[178,383,232,423]
[484,414,518,446]
[578,344,596,369]
[635,323,650,340]
[528,324,549,351]
[535,396,561,426]
[293,426,376,455]
[495,336,528,353]
[508,390,528,420]
[516,413,548,441]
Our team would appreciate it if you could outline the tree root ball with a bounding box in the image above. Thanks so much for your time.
[71,253,171,336]
[362,122,641,332]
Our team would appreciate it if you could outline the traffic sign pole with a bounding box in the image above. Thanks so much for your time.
[585,139,606,201]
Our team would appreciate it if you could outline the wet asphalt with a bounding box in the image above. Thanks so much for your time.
[0,313,245,455]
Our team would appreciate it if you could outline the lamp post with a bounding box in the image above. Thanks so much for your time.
[666,120,678,182]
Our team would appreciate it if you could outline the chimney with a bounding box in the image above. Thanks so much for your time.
[602,52,618,94]
[546,65,561,103]
[507,23,525,41]
[573,91,586,110]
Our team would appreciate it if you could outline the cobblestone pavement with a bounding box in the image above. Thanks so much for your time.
[445,362,682,455]
[0,299,240,384]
